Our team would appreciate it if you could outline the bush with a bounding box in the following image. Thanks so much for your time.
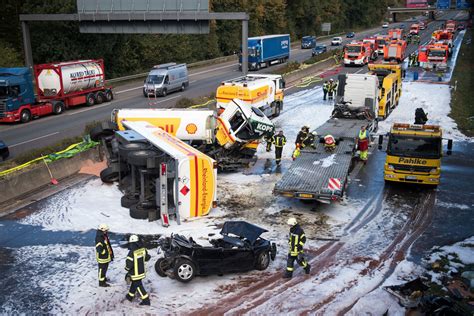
[305,49,342,65]
[274,61,301,75]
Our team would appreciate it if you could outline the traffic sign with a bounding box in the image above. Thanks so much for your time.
[456,0,471,9]
[437,0,450,9]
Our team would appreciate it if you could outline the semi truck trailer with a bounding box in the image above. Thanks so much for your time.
[274,73,379,203]
[240,34,290,71]
[0,59,113,123]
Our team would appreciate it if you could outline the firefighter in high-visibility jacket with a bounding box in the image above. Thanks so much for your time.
[125,235,151,306]
[284,218,311,278]
[357,125,370,162]
[95,224,114,287]
[272,130,286,165]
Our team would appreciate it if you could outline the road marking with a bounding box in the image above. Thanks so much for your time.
[145,94,182,106]
[355,68,366,74]
[10,132,59,148]
[116,86,143,94]
[190,80,197,84]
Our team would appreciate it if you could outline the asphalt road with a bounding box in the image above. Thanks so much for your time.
[0,12,457,159]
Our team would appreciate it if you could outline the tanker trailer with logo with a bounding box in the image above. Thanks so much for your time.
[0,59,113,123]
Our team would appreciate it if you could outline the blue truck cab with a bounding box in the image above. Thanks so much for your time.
[240,34,290,71]
[0,68,37,122]
[301,36,316,49]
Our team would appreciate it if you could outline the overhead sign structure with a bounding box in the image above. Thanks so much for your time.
[456,0,471,9]
[437,0,451,9]
[77,0,210,34]
[406,0,428,8]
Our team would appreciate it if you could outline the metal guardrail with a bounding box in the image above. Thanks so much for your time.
[107,31,347,85]
[106,54,238,84]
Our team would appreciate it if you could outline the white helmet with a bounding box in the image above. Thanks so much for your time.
[330,78,334,82]
[129,234,139,243]
[287,217,298,226]
[98,224,109,232]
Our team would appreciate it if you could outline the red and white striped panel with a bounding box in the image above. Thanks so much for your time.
[328,178,341,191]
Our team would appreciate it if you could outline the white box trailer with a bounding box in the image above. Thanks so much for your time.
[123,121,217,222]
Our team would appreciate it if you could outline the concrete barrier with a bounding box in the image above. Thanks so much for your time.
[0,147,101,206]
[283,58,339,86]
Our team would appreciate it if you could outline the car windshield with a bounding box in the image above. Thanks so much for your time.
[315,46,325,50]
[429,50,446,57]
[147,75,164,84]
[333,38,340,41]
[248,47,257,57]
[376,39,386,46]
[346,46,361,53]
[388,135,441,159]
[0,86,8,98]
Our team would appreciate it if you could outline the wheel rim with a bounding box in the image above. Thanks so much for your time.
[177,264,193,280]
[260,252,269,267]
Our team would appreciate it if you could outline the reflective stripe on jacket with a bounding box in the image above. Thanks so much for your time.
[95,231,113,264]
[272,135,287,148]
[288,224,306,256]
[125,245,151,281]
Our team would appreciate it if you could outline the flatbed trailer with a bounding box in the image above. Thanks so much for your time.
[274,118,373,203]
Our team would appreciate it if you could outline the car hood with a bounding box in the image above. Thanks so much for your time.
[220,221,268,245]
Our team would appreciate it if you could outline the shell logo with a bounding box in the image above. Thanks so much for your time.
[186,123,198,134]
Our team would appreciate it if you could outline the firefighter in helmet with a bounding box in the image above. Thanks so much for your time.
[95,223,114,287]
[272,130,287,165]
[284,217,310,278]
[324,134,336,152]
[125,235,151,306]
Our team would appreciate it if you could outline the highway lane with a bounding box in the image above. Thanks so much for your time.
[0,15,442,159]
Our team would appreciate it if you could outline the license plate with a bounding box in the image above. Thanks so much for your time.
[406,176,417,180]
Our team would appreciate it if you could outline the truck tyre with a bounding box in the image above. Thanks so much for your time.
[100,163,125,183]
[52,101,65,115]
[127,150,157,167]
[20,109,31,123]
[121,194,139,208]
[161,89,167,97]
[174,259,196,283]
[256,63,261,71]
[86,93,96,106]
[90,124,114,142]
[119,143,151,160]
[105,89,114,102]
[155,258,171,277]
[95,91,106,104]
[255,251,270,270]
[129,204,149,220]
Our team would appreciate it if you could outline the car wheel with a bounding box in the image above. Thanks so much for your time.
[255,251,270,270]
[89,124,115,142]
[121,194,139,208]
[155,258,171,277]
[85,93,96,106]
[105,89,114,102]
[174,259,196,283]
[181,83,185,91]
[127,150,157,167]
[20,109,31,123]
[129,204,150,220]
[161,89,167,97]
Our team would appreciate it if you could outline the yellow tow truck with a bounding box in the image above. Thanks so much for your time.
[379,123,452,187]
[368,62,402,119]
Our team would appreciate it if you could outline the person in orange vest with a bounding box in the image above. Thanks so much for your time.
[95,224,114,287]
[357,125,370,162]
[324,134,336,152]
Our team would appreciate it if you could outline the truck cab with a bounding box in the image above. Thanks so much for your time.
[426,43,449,70]
[344,41,376,66]
[216,74,284,118]
[380,123,452,186]
[368,63,402,119]
[240,35,290,71]
[0,68,46,123]
[383,40,407,63]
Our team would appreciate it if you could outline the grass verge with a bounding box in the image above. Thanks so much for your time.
[449,28,474,137]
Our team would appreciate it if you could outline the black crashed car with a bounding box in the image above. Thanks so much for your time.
[0,140,9,161]
[154,221,277,283]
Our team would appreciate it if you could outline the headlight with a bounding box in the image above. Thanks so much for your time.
[387,164,395,170]
[430,168,438,174]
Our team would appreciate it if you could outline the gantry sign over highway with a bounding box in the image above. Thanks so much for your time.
[19,0,250,74]
[77,0,210,34]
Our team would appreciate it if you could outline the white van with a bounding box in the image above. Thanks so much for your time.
[143,63,189,97]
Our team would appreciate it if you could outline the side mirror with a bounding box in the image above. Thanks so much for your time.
[378,135,384,150]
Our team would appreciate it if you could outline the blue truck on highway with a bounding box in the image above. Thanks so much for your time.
[240,34,290,71]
